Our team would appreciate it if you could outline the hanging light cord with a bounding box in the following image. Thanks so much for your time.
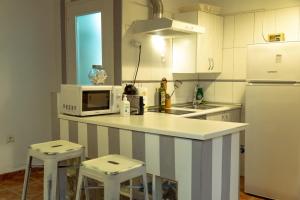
[133,44,142,86]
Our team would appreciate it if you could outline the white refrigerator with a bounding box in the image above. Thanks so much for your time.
[245,42,300,200]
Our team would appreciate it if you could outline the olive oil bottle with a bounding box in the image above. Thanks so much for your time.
[158,82,166,112]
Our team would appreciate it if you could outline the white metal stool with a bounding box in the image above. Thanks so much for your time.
[75,154,149,200]
[21,140,86,200]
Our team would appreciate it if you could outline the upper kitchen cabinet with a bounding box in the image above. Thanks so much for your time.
[172,11,224,73]
[254,7,300,43]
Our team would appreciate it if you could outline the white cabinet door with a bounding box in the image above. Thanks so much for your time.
[275,7,300,42]
[211,14,223,73]
[197,12,223,73]
[206,112,223,121]
[226,109,241,122]
[196,12,213,73]
[254,8,300,43]
[173,11,223,74]
[172,12,198,73]
[234,13,254,48]
[206,109,241,122]
[172,35,197,73]
[254,11,276,44]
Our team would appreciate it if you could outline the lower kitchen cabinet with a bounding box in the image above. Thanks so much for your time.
[206,112,223,121]
[206,109,241,122]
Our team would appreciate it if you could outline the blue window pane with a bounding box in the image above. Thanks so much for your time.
[76,12,102,85]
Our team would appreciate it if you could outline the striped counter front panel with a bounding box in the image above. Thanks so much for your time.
[60,119,240,200]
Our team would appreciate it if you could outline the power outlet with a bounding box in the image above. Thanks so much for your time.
[6,136,15,144]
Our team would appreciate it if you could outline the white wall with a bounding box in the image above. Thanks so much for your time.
[0,0,61,174]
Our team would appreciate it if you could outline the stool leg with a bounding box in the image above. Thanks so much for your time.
[129,179,133,200]
[83,176,90,200]
[142,173,149,200]
[44,160,58,200]
[104,179,120,200]
[58,166,67,199]
[80,152,90,200]
[21,155,32,200]
[152,175,162,200]
[75,170,83,200]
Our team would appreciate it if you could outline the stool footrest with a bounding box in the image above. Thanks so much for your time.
[83,186,104,190]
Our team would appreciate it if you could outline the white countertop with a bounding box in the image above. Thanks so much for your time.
[59,111,247,140]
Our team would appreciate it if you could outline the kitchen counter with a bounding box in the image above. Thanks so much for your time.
[58,110,246,200]
[59,111,246,140]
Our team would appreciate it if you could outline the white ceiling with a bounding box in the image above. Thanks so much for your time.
[162,0,300,14]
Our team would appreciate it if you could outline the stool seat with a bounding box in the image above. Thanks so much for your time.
[76,154,149,200]
[82,154,144,175]
[30,140,83,155]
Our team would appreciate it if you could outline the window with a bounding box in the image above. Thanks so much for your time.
[75,12,102,85]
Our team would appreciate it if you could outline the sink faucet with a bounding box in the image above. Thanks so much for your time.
[193,86,204,107]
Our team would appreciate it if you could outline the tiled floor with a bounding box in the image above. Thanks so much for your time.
[0,168,265,200]
[0,169,43,200]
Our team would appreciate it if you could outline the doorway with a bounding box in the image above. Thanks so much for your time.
[65,0,121,85]
[75,12,102,85]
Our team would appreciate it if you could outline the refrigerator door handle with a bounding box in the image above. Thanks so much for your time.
[267,70,278,73]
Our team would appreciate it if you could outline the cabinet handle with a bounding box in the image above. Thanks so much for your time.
[211,58,215,70]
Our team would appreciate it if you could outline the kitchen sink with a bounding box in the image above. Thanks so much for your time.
[148,108,196,115]
[173,103,221,110]
[183,104,220,110]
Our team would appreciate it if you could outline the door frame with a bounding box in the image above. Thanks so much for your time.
[64,0,121,85]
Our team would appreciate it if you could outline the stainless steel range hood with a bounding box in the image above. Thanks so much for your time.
[131,17,205,37]
[130,0,205,37]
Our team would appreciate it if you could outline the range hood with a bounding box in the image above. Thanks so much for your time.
[131,17,205,37]
[130,0,205,37]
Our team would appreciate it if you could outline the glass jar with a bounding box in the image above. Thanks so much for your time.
[88,65,107,85]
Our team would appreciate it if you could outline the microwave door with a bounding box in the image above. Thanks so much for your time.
[82,90,110,112]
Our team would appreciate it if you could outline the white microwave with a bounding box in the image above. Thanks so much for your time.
[60,85,123,116]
